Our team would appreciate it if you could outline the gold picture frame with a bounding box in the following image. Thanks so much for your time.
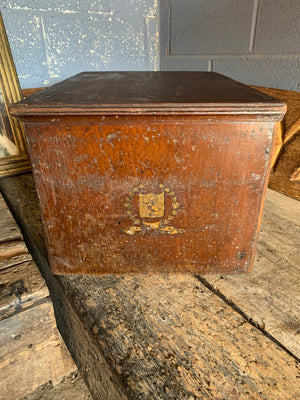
[0,11,31,178]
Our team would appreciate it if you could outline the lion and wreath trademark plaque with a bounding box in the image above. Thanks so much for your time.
[10,72,286,275]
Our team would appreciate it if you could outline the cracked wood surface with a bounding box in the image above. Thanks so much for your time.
[0,191,75,399]
[204,189,300,359]
[0,174,299,400]
[0,194,47,320]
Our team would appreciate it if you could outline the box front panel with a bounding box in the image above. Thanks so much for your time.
[25,116,274,274]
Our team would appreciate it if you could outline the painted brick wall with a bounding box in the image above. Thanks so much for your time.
[1,0,159,88]
[160,0,300,91]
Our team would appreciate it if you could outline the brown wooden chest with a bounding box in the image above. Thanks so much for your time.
[10,72,286,275]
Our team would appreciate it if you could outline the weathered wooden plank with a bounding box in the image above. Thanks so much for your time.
[0,174,299,400]
[1,175,48,258]
[19,371,92,400]
[0,260,49,320]
[59,273,300,400]
[204,190,300,359]
[0,240,28,261]
[0,299,75,400]
[0,189,76,398]
[0,240,32,271]
[51,275,129,400]
[0,196,23,243]
[264,188,300,225]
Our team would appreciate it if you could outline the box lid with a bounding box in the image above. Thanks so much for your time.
[10,72,286,119]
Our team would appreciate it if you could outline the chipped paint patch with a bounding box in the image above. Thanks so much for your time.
[2,0,159,87]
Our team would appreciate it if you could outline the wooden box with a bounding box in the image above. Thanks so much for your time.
[10,72,286,275]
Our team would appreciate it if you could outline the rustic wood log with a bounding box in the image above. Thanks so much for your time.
[0,174,299,400]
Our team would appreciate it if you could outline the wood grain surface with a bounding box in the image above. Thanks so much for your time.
[0,193,46,321]
[251,86,299,139]
[0,300,75,400]
[11,72,285,117]
[269,133,300,200]
[0,195,23,245]
[251,85,300,200]
[0,260,48,321]
[9,73,287,275]
[0,191,75,399]
[204,189,300,358]
[0,239,31,271]
[0,174,298,400]
[57,273,299,400]
[25,117,277,275]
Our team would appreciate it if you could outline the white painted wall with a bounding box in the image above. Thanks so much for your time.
[1,0,159,88]
[2,1,299,91]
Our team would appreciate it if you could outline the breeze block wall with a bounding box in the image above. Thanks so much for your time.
[160,0,300,91]
[1,0,159,88]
